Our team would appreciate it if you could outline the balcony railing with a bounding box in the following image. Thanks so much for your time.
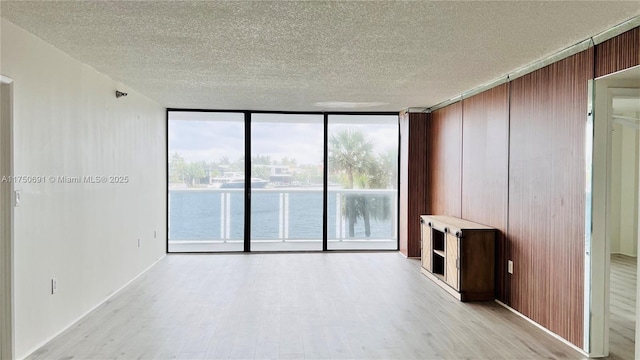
[168,187,398,251]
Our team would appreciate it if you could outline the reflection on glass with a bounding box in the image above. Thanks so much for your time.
[328,115,399,250]
[250,114,324,251]
[168,111,245,252]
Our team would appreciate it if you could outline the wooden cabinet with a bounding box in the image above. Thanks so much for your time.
[420,215,496,301]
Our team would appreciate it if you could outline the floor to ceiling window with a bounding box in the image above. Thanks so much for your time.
[327,115,399,250]
[250,113,324,251]
[167,110,398,253]
[168,111,245,252]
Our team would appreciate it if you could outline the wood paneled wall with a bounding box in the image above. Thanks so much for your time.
[595,27,640,78]
[399,112,428,258]
[426,103,462,217]
[461,84,509,301]
[418,27,638,348]
[508,49,592,347]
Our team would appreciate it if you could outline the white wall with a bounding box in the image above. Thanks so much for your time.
[611,122,623,253]
[0,19,166,359]
[610,113,639,256]
[618,118,639,256]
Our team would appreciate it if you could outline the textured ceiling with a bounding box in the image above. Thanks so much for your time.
[2,1,639,111]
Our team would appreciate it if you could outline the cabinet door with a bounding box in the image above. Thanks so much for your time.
[445,233,459,290]
[421,222,432,271]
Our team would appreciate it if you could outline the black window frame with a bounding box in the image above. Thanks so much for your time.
[166,108,400,254]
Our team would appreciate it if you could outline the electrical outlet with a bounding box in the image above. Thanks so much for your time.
[51,278,57,294]
[137,238,141,247]
[508,260,514,274]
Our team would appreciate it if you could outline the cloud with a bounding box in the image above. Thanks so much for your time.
[169,113,398,165]
[169,120,245,162]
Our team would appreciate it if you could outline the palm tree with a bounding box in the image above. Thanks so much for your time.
[329,129,395,238]
[329,129,375,189]
[329,129,375,237]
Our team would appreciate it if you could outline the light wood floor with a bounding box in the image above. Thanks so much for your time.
[27,252,586,360]
[609,254,636,360]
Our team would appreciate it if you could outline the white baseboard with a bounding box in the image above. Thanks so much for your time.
[18,254,166,360]
[610,251,637,257]
[495,300,590,358]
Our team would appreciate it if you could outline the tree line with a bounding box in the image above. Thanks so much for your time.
[170,129,397,238]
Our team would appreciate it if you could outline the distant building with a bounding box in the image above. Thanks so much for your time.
[269,165,292,184]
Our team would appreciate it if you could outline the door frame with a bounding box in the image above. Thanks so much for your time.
[636,113,640,360]
[1,75,15,360]
[588,76,640,357]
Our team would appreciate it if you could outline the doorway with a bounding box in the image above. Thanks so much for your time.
[589,65,640,358]
[1,77,14,360]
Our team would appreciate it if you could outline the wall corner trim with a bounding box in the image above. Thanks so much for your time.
[0,76,14,84]
[405,107,429,113]
[428,97,462,113]
[592,15,640,45]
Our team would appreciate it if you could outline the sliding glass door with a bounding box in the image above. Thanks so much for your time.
[168,111,398,252]
[250,114,324,251]
[168,112,245,252]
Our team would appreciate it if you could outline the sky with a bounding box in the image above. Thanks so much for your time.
[168,112,398,165]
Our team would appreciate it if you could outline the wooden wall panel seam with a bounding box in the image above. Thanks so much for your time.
[506,81,512,305]
[459,101,464,217]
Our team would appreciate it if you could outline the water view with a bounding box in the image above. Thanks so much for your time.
[168,111,399,252]
[169,189,396,241]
